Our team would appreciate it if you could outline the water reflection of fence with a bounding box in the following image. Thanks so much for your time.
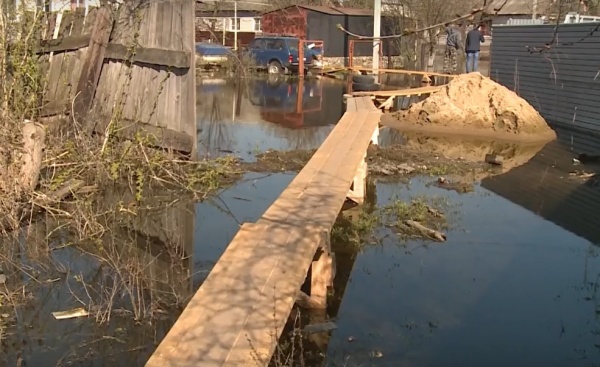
[0,186,195,366]
[36,1,196,152]
[481,127,600,245]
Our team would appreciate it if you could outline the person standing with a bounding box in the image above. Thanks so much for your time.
[465,24,486,73]
[443,23,461,74]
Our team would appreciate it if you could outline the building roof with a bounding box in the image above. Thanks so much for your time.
[196,0,271,13]
[485,0,553,16]
[263,5,373,16]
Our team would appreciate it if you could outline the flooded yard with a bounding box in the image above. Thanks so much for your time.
[2,76,600,366]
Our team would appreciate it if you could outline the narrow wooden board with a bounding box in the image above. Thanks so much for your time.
[146,98,382,367]
[352,85,445,98]
[347,66,455,78]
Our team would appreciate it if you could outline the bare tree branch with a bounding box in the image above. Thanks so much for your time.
[336,0,508,40]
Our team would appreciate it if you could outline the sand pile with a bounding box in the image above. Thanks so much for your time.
[393,73,556,142]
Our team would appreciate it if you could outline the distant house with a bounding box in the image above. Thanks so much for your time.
[484,0,555,26]
[13,0,100,13]
[261,5,403,58]
[195,0,271,47]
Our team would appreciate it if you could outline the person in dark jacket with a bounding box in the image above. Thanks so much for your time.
[443,23,461,74]
[465,24,485,73]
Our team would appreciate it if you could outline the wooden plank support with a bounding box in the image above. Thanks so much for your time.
[104,43,191,68]
[73,6,113,133]
[347,152,367,205]
[36,34,92,54]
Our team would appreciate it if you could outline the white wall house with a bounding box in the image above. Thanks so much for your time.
[196,16,262,33]
[13,0,101,14]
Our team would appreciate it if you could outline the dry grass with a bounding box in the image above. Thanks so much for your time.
[0,4,242,339]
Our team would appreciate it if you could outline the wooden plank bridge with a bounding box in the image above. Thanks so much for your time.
[145,96,381,367]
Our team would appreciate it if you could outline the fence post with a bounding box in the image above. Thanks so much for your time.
[74,6,113,133]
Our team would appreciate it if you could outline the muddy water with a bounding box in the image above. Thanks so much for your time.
[3,74,600,366]
[325,178,600,366]
[196,76,345,161]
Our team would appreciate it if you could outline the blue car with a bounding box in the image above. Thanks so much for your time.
[245,36,320,74]
[195,42,232,68]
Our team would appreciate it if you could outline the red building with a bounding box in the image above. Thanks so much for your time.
[262,5,400,58]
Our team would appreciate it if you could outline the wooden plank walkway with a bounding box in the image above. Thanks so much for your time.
[352,85,445,98]
[347,66,456,78]
[145,96,381,367]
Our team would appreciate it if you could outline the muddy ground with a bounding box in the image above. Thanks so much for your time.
[243,144,499,194]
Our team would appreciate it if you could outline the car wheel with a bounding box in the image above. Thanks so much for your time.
[352,82,380,92]
[352,74,376,84]
[268,60,283,74]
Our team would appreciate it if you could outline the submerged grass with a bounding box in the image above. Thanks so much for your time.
[330,195,455,250]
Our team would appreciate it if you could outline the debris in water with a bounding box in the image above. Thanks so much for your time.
[404,220,446,242]
[569,171,596,180]
[52,307,89,320]
[485,154,504,166]
[347,336,356,342]
[398,163,415,173]
[302,321,337,335]
[438,177,446,184]
[572,158,581,165]
[371,350,383,358]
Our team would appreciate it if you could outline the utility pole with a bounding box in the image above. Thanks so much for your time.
[373,0,381,76]
[234,0,238,50]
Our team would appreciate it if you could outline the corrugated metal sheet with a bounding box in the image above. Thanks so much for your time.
[490,23,600,134]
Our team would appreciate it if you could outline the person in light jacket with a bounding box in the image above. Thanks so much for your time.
[465,24,485,73]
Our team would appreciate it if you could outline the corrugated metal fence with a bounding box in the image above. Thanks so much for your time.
[490,23,600,134]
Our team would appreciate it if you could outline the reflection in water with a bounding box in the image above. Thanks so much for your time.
[196,77,345,161]
[5,79,599,365]
[0,190,195,366]
[379,128,548,181]
[190,130,599,366]
[324,178,600,366]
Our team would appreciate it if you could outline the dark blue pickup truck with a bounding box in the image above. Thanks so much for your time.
[245,36,322,74]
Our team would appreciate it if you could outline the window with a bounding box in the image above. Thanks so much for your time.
[254,18,262,32]
[250,39,266,50]
[230,18,241,31]
[267,39,285,50]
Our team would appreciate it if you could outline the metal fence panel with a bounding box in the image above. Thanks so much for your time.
[490,23,600,134]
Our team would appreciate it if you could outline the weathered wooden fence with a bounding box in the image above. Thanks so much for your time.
[37,0,196,153]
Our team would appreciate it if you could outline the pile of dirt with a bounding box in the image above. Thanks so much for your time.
[390,73,556,142]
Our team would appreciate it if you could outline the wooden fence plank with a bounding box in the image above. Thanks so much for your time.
[75,6,114,133]
[181,0,196,147]
[171,2,183,135]
[156,1,172,129]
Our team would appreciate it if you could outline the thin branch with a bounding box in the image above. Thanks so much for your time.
[336,0,508,40]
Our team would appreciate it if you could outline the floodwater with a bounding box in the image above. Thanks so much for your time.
[1,76,600,366]
[196,76,344,161]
